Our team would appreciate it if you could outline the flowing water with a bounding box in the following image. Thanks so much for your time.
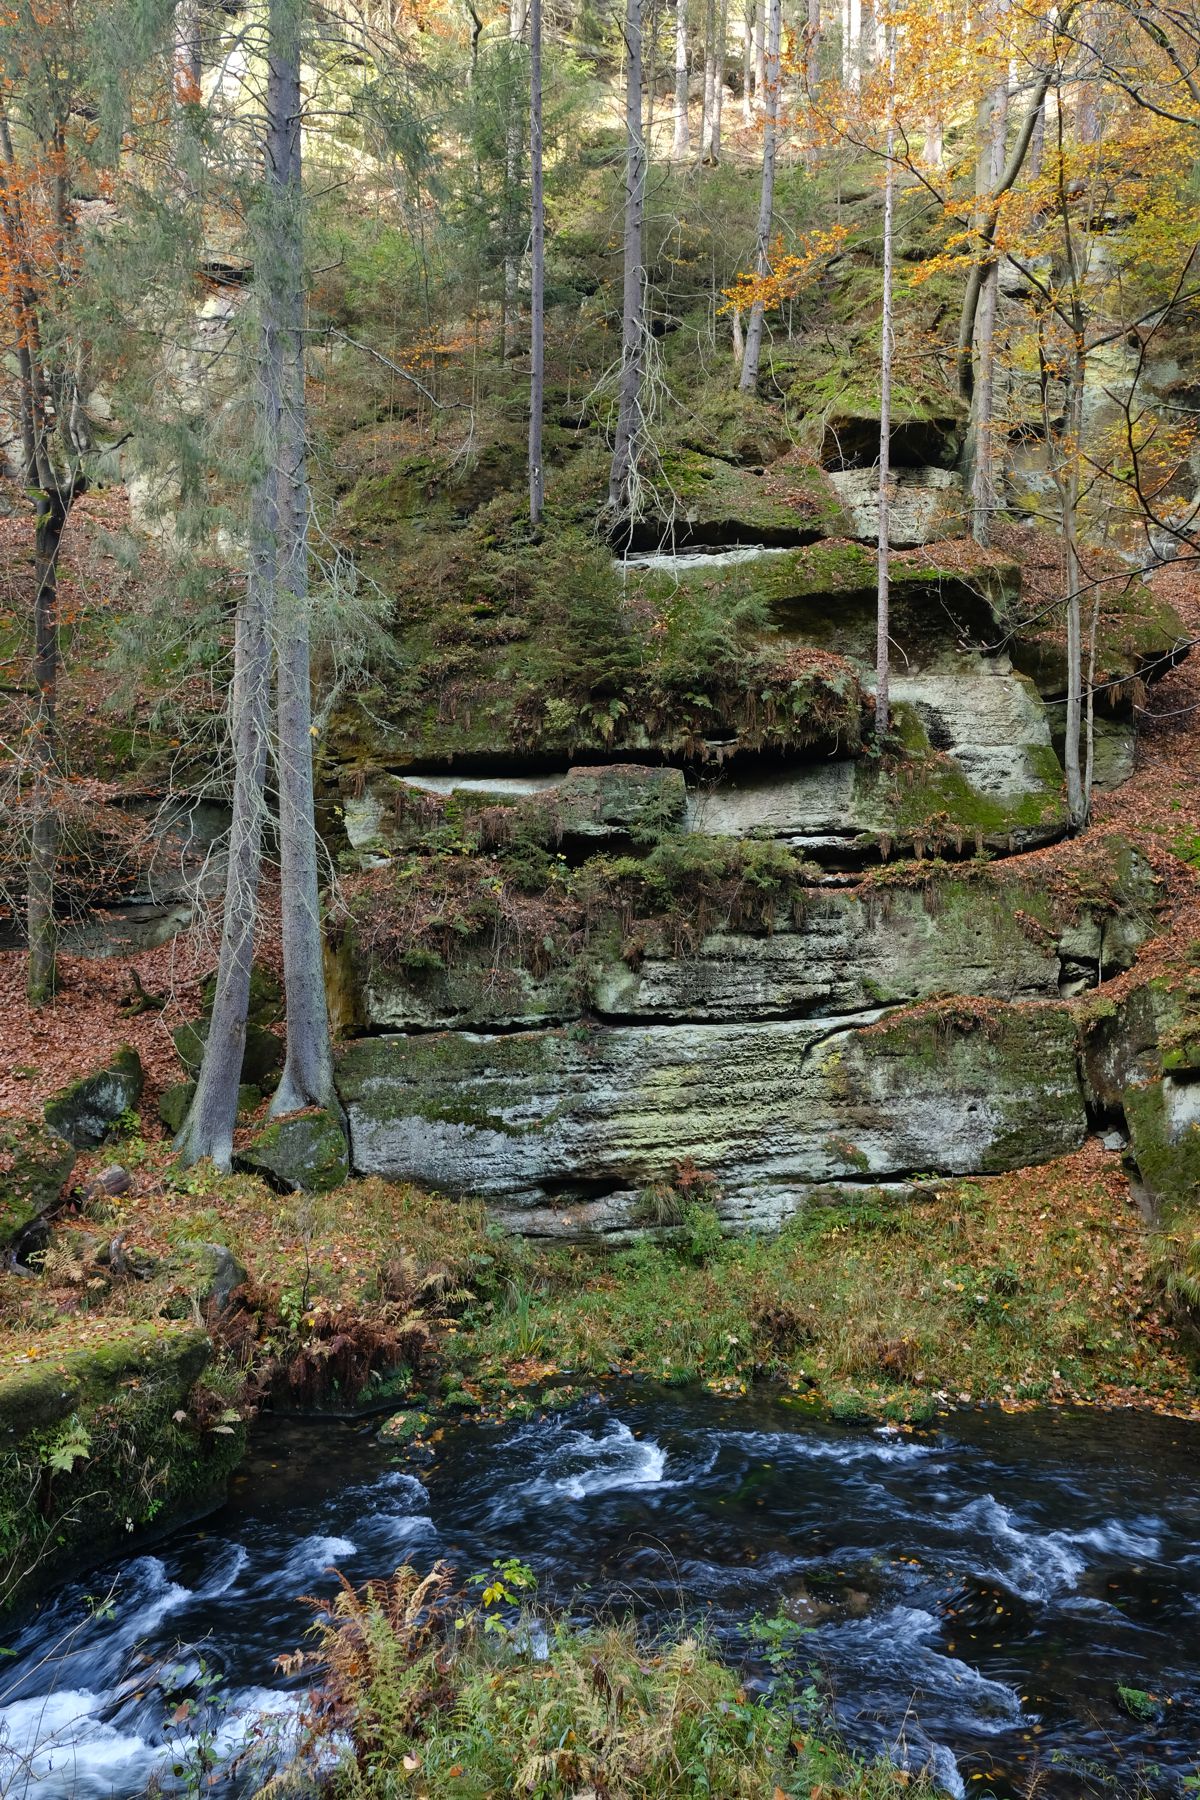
[3,1388,1199,1798]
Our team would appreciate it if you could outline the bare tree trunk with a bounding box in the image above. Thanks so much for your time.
[1062,341,1088,827]
[26,489,66,1006]
[701,0,716,158]
[922,114,943,166]
[503,0,528,359]
[876,30,895,738]
[177,517,275,1167]
[805,0,820,92]
[174,0,202,99]
[529,0,545,524]
[711,0,726,160]
[1028,89,1046,179]
[742,1,753,122]
[967,42,1010,543]
[754,0,765,108]
[673,0,690,154]
[609,0,646,515]
[845,0,861,90]
[269,0,339,1124]
[738,0,779,391]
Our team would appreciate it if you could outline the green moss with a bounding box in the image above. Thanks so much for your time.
[0,1116,75,1240]
[0,1323,244,1608]
[44,1047,143,1149]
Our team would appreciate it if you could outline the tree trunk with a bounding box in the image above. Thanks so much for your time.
[845,0,861,90]
[710,0,726,161]
[176,517,275,1168]
[922,114,943,167]
[609,0,646,516]
[529,0,545,524]
[876,30,895,738]
[701,0,716,158]
[269,0,339,1124]
[805,0,820,92]
[1062,341,1088,827]
[26,489,66,1006]
[673,0,690,154]
[738,0,779,392]
[742,1,753,123]
[754,1,765,108]
[966,46,1010,542]
[503,0,528,359]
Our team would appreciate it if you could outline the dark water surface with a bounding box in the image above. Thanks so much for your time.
[3,1389,1199,1797]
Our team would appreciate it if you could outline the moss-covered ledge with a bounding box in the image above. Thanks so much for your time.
[0,1322,245,1610]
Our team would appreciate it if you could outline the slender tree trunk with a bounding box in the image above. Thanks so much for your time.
[174,0,202,99]
[1062,342,1087,827]
[711,0,726,160]
[503,0,528,359]
[845,0,861,90]
[609,0,646,515]
[754,1,765,108]
[529,0,545,524]
[739,0,779,391]
[805,0,820,92]
[269,0,339,1123]
[176,514,275,1167]
[673,0,690,154]
[701,0,716,158]
[742,1,754,123]
[876,31,895,738]
[967,44,1010,543]
[26,489,66,1006]
[1028,90,1046,179]
[922,114,943,166]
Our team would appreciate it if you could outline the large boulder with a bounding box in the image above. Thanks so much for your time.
[0,1116,75,1243]
[173,1019,283,1087]
[336,1003,1086,1235]
[236,1108,349,1193]
[827,467,968,546]
[44,1047,143,1148]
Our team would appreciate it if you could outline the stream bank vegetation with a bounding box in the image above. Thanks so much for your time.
[262,1556,935,1799]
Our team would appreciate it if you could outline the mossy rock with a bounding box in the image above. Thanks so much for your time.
[235,1108,349,1193]
[1125,1076,1200,1215]
[0,1322,243,1607]
[173,1019,283,1086]
[0,1116,75,1242]
[378,1408,432,1443]
[199,961,283,1027]
[44,1047,143,1148]
[159,1081,261,1134]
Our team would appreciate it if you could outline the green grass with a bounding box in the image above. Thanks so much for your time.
[452,1161,1198,1416]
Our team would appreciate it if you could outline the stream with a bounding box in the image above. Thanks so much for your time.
[2,1388,1198,1798]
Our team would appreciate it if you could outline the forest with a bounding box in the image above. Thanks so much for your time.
[2,0,1200,1792]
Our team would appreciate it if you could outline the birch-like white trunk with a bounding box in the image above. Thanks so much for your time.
[969,55,1010,545]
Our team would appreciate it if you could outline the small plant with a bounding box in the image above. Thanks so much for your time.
[469,1555,537,1634]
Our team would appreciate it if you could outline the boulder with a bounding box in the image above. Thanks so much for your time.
[236,1108,349,1193]
[44,1047,143,1148]
[173,1019,283,1086]
[0,1116,75,1243]
[336,1004,1086,1234]
[159,1081,261,1134]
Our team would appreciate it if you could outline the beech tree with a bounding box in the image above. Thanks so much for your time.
[876,27,896,737]
[529,0,544,524]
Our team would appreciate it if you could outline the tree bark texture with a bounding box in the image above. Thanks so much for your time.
[609,0,646,515]
[673,0,690,154]
[529,0,545,523]
[738,0,779,392]
[876,31,896,737]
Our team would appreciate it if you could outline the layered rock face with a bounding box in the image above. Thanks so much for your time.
[325,443,1189,1238]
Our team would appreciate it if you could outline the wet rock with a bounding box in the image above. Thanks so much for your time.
[378,1409,432,1443]
[0,1116,75,1243]
[44,1047,143,1148]
[236,1108,349,1193]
